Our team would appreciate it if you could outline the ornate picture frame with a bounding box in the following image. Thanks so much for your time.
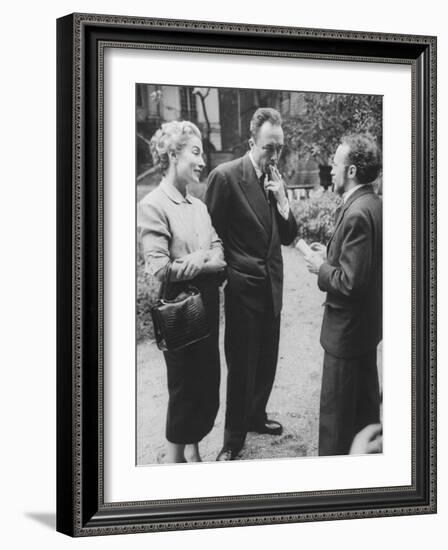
[56,13,436,536]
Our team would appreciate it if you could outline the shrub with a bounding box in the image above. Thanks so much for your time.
[290,192,342,244]
[136,248,160,343]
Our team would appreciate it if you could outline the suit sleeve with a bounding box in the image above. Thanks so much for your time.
[205,168,230,241]
[275,205,298,246]
[318,211,372,298]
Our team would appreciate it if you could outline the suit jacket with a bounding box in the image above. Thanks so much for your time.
[318,184,382,358]
[205,153,297,316]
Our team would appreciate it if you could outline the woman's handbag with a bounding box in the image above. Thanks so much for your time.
[150,263,210,352]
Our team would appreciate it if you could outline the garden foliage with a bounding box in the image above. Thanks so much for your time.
[282,93,382,166]
[290,191,342,244]
[136,247,159,342]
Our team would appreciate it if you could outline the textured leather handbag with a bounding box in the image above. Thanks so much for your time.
[150,263,210,352]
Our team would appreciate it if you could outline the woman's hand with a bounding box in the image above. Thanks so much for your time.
[174,250,207,280]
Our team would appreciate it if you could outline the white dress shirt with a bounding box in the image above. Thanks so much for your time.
[342,183,365,204]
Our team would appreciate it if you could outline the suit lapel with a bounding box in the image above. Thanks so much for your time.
[327,204,345,248]
[238,153,272,236]
[327,185,374,247]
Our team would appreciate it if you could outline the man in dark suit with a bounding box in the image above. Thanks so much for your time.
[206,108,298,460]
[306,133,382,456]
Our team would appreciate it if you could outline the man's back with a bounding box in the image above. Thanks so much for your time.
[318,185,382,358]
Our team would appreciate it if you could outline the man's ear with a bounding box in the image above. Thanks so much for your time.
[169,150,177,163]
[347,164,357,179]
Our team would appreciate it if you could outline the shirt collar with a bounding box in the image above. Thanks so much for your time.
[248,151,263,179]
[343,183,365,204]
[159,178,193,204]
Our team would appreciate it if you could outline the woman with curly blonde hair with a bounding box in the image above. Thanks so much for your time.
[137,120,226,463]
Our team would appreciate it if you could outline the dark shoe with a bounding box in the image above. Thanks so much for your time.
[249,419,283,436]
[216,447,236,461]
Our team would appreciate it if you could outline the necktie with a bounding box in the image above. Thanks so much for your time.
[259,173,269,200]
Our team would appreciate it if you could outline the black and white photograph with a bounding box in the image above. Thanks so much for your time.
[2,0,444,545]
[135,84,383,465]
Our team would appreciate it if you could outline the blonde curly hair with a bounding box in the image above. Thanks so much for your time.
[150,120,202,174]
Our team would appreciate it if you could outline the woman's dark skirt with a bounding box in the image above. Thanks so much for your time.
[163,275,221,444]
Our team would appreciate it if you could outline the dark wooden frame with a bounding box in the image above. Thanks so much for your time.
[56,13,437,537]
